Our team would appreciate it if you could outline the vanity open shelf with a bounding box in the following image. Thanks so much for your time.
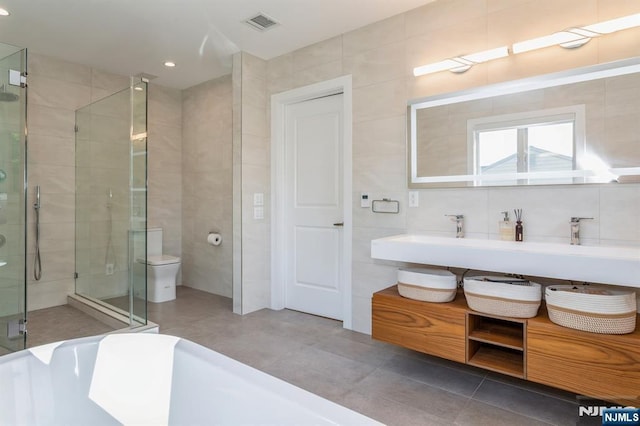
[468,343,524,378]
[372,285,640,406]
[466,313,525,378]
[467,314,524,349]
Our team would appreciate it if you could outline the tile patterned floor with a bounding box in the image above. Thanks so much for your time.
[26,304,116,348]
[23,286,581,425]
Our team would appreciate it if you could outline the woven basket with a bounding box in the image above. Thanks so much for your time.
[546,304,636,334]
[465,292,541,318]
[397,267,457,303]
[397,283,456,303]
[545,285,637,334]
[464,276,541,318]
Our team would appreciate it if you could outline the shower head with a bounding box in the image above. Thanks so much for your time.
[0,84,18,102]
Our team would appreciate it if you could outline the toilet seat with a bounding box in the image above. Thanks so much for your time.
[137,255,181,266]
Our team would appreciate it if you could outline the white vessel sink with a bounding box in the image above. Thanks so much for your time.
[371,234,640,288]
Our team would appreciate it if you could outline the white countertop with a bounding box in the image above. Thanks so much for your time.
[371,234,640,287]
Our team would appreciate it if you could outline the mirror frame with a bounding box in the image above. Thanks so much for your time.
[408,56,640,188]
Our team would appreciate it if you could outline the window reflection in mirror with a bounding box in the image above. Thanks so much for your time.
[469,107,581,185]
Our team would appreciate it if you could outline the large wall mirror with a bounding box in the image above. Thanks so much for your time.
[408,57,640,188]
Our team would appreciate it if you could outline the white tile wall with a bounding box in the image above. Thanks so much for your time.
[21,0,640,333]
[255,0,640,334]
[181,75,232,297]
[239,52,271,314]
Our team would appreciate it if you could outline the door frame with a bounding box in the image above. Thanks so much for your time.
[270,75,353,329]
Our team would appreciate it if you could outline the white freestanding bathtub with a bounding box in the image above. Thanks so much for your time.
[0,334,381,425]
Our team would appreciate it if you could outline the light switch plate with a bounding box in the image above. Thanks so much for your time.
[409,191,419,208]
[254,206,264,220]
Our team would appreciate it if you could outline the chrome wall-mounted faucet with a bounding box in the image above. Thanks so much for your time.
[570,217,593,245]
[445,214,464,238]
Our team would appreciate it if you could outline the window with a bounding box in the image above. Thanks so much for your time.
[468,106,585,185]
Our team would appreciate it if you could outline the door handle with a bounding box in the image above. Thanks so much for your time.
[333,222,344,227]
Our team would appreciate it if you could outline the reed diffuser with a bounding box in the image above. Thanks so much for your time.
[514,208,523,242]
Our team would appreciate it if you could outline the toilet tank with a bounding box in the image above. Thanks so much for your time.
[146,228,163,257]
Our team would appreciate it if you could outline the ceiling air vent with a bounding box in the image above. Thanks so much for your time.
[244,13,279,32]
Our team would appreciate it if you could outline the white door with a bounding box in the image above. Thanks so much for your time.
[284,94,344,320]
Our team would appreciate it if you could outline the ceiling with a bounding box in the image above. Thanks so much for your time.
[0,0,435,89]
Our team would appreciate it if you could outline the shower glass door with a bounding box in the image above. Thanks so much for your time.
[0,44,27,354]
[75,78,147,327]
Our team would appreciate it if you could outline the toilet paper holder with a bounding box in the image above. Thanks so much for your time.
[207,231,222,246]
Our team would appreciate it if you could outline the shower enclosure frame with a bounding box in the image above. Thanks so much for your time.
[0,43,27,354]
[72,77,148,329]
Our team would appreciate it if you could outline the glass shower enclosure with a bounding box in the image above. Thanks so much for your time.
[0,43,27,355]
[74,79,148,327]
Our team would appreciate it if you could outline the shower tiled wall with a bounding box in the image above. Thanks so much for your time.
[26,53,183,311]
[239,0,640,333]
[27,53,117,310]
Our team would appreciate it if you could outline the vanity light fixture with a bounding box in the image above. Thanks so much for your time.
[414,13,640,77]
[586,12,640,34]
[512,29,597,53]
[0,8,9,16]
[413,46,509,77]
[513,12,640,54]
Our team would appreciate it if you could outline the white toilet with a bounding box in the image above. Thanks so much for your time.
[137,228,180,303]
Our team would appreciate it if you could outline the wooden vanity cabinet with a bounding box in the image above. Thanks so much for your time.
[372,285,640,406]
[527,309,640,406]
[372,286,466,363]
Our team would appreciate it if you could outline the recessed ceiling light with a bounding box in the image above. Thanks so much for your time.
[164,61,176,68]
[0,8,10,16]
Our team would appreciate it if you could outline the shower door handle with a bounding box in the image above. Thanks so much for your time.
[333,222,344,227]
